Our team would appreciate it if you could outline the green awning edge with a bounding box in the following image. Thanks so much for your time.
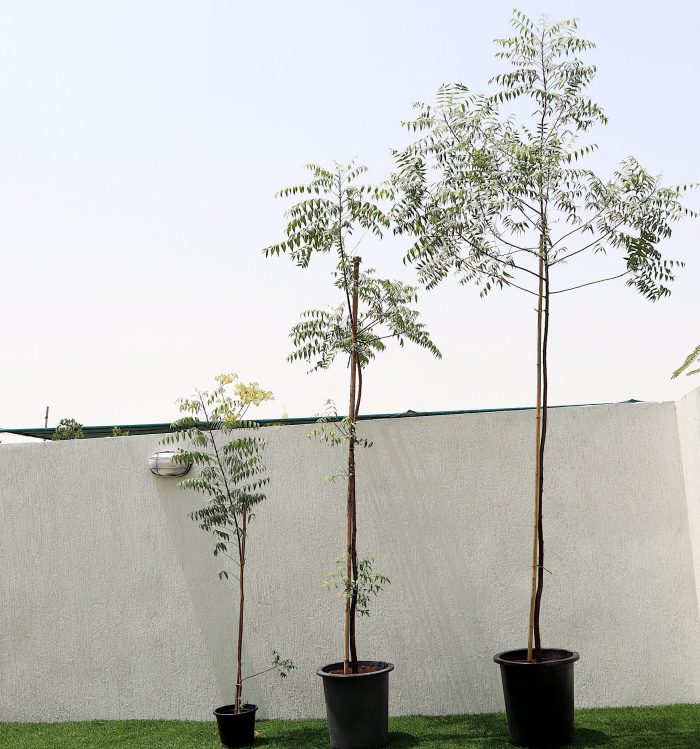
[0,399,643,440]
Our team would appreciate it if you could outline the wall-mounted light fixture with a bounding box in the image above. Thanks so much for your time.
[148,451,192,477]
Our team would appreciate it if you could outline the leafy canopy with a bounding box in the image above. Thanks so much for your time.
[325,556,390,618]
[265,161,441,372]
[393,10,696,300]
[163,376,294,692]
[162,373,273,577]
[266,162,442,632]
[52,418,84,440]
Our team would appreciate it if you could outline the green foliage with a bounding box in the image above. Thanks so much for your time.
[394,9,696,659]
[393,11,696,299]
[264,162,393,268]
[307,401,373,479]
[110,426,129,437]
[162,373,273,568]
[325,556,390,618]
[288,271,440,372]
[162,375,290,702]
[51,418,84,440]
[267,161,441,649]
[673,344,700,378]
[271,650,296,678]
[265,161,442,373]
[239,650,296,689]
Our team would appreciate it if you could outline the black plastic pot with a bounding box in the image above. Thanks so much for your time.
[213,703,258,748]
[494,649,580,748]
[317,661,394,749]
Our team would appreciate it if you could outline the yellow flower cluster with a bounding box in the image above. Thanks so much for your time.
[235,381,274,407]
[215,372,238,386]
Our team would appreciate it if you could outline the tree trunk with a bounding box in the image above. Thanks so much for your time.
[527,239,545,662]
[344,257,360,674]
[235,512,247,712]
[349,396,359,672]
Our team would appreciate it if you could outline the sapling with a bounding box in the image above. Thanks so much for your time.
[163,374,294,714]
[265,162,441,674]
[394,11,695,662]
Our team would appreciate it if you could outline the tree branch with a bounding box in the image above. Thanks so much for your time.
[550,270,630,295]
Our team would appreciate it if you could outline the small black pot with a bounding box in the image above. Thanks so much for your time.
[317,660,394,749]
[213,703,258,748]
[494,649,579,748]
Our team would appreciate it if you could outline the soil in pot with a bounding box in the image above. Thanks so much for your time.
[213,703,258,748]
[326,663,386,675]
[317,661,394,749]
[494,649,579,748]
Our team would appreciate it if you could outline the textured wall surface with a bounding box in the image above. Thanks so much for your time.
[1,396,700,722]
[676,387,700,625]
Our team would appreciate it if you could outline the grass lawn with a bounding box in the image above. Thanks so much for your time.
[1,704,698,748]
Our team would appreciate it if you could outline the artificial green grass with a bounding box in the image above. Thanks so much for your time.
[1,704,697,748]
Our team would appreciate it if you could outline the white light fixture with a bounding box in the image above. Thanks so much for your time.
[148,451,192,477]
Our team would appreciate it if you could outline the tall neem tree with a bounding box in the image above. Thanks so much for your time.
[393,10,695,667]
[266,161,441,686]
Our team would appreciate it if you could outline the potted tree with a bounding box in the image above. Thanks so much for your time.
[162,374,294,748]
[265,162,440,749]
[393,11,695,747]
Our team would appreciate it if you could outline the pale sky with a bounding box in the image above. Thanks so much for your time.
[1,1,698,440]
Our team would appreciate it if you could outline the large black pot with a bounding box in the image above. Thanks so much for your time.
[317,661,394,749]
[494,649,579,748]
[213,703,258,748]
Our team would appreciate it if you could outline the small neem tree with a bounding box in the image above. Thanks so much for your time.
[265,162,441,676]
[393,11,695,665]
[163,374,294,721]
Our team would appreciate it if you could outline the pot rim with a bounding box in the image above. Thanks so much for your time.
[317,660,394,679]
[493,648,580,666]
[213,703,258,717]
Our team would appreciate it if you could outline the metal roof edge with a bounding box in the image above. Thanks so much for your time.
[0,399,644,440]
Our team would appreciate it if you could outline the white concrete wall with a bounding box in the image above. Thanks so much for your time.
[1,395,700,722]
[676,387,700,625]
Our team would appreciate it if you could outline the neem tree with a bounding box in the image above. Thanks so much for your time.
[265,162,441,674]
[393,11,695,661]
[163,374,293,715]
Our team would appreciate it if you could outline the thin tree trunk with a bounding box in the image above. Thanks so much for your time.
[344,257,360,674]
[235,511,247,712]
[349,357,360,672]
[527,239,545,662]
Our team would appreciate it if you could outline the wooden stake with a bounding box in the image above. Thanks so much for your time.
[344,257,360,674]
[533,260,550,659]
[527,238,545,662]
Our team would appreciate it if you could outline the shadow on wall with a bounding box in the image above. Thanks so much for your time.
[156,475,237,706]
